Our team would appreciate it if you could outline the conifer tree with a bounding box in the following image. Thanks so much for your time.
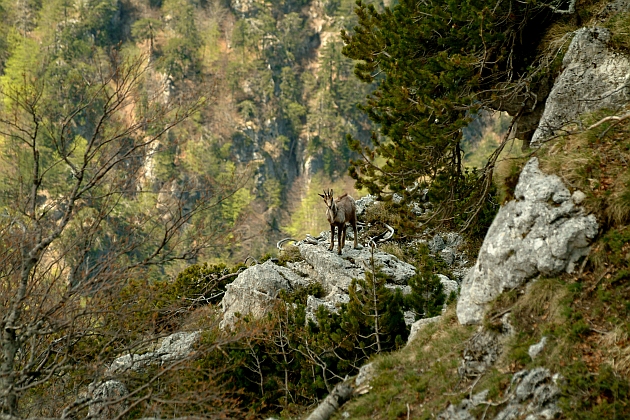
[342,0,561,229]
[342,252,408,353]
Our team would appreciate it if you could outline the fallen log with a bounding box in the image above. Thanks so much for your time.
[304,380,354,420]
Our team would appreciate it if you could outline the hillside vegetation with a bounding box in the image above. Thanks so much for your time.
[1,0,630,419]
[335,115,630,419]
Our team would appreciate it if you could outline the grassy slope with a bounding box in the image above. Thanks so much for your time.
[331,115,630,419]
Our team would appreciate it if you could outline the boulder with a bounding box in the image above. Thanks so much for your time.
[532,27,630,146]
[457,158,598,325]
[297,243,416,291]
[87,380,128,420]
[407,315,441,344]
[106,331,201,376]
[220,260,309,329]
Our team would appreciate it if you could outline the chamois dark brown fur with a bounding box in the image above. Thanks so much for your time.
[318,189,359,255]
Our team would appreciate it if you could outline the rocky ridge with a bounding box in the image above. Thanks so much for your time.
[220,229,462,330]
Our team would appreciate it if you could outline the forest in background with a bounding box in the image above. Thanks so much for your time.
[0,0,379,270]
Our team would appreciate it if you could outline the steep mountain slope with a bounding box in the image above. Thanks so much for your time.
[0,0,376,264]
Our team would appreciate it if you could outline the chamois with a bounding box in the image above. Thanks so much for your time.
[318,189,360,255]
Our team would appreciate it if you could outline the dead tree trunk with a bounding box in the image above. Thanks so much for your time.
[304,380,354,420]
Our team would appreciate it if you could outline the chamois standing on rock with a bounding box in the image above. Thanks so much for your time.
[319,189,360,255]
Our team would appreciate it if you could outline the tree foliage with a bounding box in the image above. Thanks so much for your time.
[342,0,560,230]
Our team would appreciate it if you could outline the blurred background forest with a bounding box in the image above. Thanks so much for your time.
[0,0,383,272]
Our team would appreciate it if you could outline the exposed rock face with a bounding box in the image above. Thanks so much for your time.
[106,331,201,376]
[598,0,630,18]
[221,242,416,327]
[305,292,350,323]
[87,380,128,420]
[221,260,310,328]
[439,368,561,420]
[457,158,598,325]
[297,243,416,291]
[354,194,376,217]
[354,362,375,388]
[458,330,503,378]
[220,234,422,328]
[438,274,459,298]
[531,27,630,146]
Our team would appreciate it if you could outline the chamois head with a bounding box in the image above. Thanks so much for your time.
[318,189,335,210]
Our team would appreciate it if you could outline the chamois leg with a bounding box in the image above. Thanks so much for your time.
[341,224,347,250]
[337,226,343,255]
[328,225,335,251]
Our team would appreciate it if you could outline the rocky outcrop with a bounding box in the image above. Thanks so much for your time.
[458,330,504,378]
[457,158,598,325]
[221,236,462,329]
[221,238,418,327]
[531,27,630,146]
[298,243,415,290]
[220,260,311,328]
[87,331,202,418]
[106,331,201,375]
[439,368,561,420]
[87,380,128,420]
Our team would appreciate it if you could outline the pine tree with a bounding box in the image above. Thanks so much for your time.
[341,0,561,229]
[342,253,408,354]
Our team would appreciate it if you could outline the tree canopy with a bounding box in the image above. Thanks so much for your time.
[342,0,567,230]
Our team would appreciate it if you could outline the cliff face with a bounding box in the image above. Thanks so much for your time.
[532,27,630,146]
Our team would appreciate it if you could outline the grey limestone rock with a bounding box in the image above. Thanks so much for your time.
[458,330,503,378]
[407,315,441,344]
[440,247,456,266]
[409,202,424,216]
[403,310,416,326]
[87,380,128,419]
[457,158,598,325]
[495,368,561,420]
[598,0,630,20]
[385,284,412,295]
[297,243,416,291]
[221,260,309,328]
[428,234,446,253]
[439,368,561,420]
[528,336,548,360]
[437,390,488,420]
[305,291,350,323]
[354,194,376,217]
[220,240,416,328]
[355,362,375,387]
[438,274,459,298]
[106,331,201,376]
[532,27,630,146]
